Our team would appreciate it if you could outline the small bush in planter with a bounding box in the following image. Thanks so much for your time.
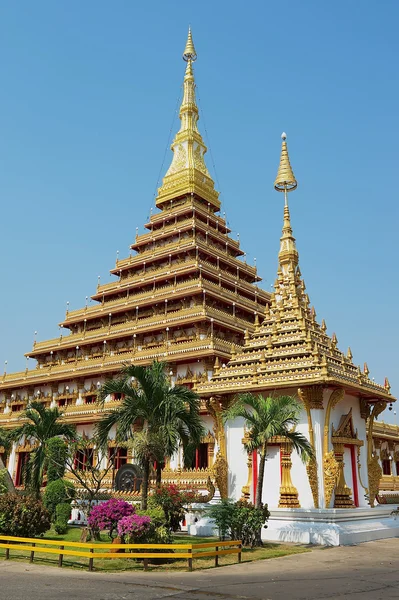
[0,493,51,537]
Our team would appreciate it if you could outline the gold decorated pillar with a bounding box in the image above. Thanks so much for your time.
[332,443,354,508]
[240,430,253,502]
[278,442,300,508]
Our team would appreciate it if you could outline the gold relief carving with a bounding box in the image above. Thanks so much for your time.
[167,144,187,176]
[193,144,210,176]
[212,451,229,499]
[298,387,319,508]
[306,459,319,509]
[323,450,339,508]
[206,396,229,498]
[368,455,383,507]
[278,443,300,508]
[303,385,324,409]
[332,442,354,508]
[240,430,253,501]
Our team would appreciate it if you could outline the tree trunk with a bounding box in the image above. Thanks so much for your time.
[254,443,267,546]
[0,456,16,494]
[156,463,162,488]
[141,458,150,510]
[255,443,267,509]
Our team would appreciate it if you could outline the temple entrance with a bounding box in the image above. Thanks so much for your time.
[332,409,363,508]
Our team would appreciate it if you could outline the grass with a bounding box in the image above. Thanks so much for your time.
[0,527,310,572]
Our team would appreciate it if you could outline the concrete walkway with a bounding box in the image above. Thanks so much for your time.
[1,539,399,600]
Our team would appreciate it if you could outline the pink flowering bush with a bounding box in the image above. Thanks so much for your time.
[117,514,151,543]
[87,498,135,539]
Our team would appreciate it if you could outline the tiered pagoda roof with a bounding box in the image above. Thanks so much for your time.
[0,30,269,417]
[198,135,394,403]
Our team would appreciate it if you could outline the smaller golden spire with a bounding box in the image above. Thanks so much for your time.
[347,347,353,361]
[183,27,197,62]
[274,133,297,193]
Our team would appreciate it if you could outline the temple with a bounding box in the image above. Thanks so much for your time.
[0,29,398,545]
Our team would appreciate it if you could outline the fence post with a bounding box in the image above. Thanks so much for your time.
[5,542,9,560]
[238,542,242,564]
[143,558,149,571]
[88,547,94,572]
[30,543,35,563]
[58,545,64,568]
[187,547,193,572]
[215,545,219,567]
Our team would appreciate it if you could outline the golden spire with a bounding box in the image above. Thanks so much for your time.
[275,133,299,270]
[183,27,197,61]
[156,29,220,210]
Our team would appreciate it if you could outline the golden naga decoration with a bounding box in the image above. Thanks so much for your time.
[298,387,319,508]
[206,396,229,498]
[367,401,386,507]
[323,388,345,507]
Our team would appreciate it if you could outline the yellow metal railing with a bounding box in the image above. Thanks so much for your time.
[0,535,242,572]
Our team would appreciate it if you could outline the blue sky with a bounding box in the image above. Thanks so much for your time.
[0,1,398,421]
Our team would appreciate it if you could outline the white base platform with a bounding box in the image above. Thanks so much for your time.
[262,507,399,546]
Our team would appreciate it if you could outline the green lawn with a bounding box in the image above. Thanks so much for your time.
[0,526,310,572]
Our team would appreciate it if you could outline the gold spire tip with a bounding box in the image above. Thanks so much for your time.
[274,132,297,192]
[183,27,197,62]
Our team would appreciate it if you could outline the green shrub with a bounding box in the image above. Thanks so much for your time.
[208,498,235,540]
[43,479,75,521]
[208,499,269,547]
[54,503,71,535]
[0,494,51,537]
[45,438,67,483]
[230,500,270,547]
[136,507,173,544]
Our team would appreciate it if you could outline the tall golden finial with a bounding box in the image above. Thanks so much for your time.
[156,29,219,210]
[275,133,299,270]
[274,132,297,194]
[183,27,197,62]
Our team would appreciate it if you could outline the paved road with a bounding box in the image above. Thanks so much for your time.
[1,539,399,600]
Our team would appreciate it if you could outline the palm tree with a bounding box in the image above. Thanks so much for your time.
[225,394,313,509]
[0,428,15,493]
[96,361,205,509]
[11,401,76,495]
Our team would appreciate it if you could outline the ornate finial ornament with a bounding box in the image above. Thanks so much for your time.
[156,28,219,209]
[183,27,197,62]
[275,133,299,269]
[274,133,298,193]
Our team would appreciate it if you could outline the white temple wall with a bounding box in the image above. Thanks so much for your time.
[262,446,280,508]
[226,416,247,500]
[291,408,313,508]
